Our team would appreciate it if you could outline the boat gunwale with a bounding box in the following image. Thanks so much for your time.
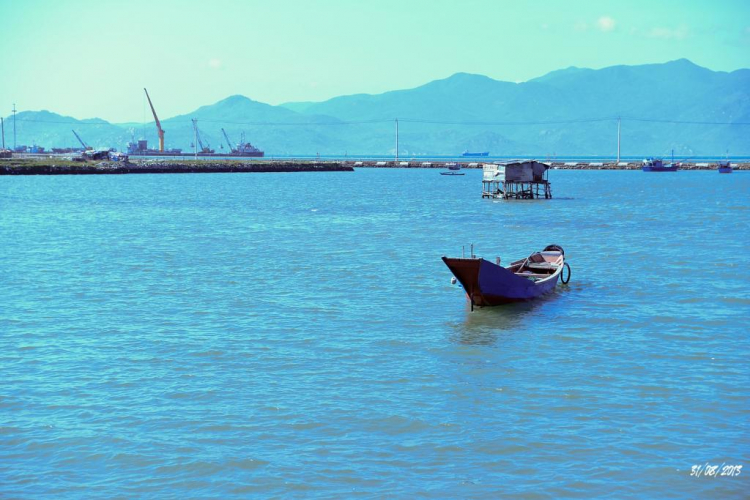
[443,251,564,286]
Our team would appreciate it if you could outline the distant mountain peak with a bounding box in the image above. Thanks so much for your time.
[666,58,697,66]
[216,94,254,105]
[443,72,496,82]
[18,109,58,117]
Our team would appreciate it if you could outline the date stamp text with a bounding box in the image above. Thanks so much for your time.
[690,463,742,478]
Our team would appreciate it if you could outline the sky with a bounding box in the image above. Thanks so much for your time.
[1,0,749,123]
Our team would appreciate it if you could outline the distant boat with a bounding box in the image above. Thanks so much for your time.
[642,158,679,172]
[440,172,465,176]
[442,244,570,308]
[447,163,461,171]
[717,160,732,173]
[462,151,489,157]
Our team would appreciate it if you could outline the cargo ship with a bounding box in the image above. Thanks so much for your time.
[222,129,264,157]
[126,139,263,158]
[462,151,489,157]
[228,140,264,157]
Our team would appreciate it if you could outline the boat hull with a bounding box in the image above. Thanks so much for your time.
[642,166,678,172]
[442,257,562,306]
[718,167,732,173]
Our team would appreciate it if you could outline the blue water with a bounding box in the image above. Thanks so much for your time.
[1,169,748,498]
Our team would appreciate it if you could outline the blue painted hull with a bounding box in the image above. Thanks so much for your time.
[642,158,678,172]
[442,256,562,306]
[718,167,732,173]
[642,165,678,172]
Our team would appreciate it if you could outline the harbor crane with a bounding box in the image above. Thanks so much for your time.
[221,128,236,153]
[71,129,92,150]
[144,88,165,152]
[192,119,214,154]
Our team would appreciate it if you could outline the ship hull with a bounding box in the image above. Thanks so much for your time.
[442,256,562,307]
[642,166,678,172]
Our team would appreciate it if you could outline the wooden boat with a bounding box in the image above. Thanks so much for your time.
[442,244,570,308]
[642,158,679,172]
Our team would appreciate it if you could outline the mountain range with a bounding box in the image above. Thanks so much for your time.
[3,59,749,156]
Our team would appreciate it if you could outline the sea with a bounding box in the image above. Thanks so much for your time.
[1,169,748,498]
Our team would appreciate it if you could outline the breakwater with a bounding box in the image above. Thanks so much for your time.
[348,160,749,170]
[1,157,746,175]
[0,158,353,175]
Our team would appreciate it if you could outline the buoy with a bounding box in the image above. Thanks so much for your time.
[450,277,457,285]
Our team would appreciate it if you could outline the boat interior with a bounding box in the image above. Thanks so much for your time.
[509,251,563,279]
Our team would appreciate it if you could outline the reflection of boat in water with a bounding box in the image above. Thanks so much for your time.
[717,160,732,173]
[442,244,570,308]
[462,151,489,157]
[642,158,679,172]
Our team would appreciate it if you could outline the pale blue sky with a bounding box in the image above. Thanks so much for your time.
[1,0,748,123]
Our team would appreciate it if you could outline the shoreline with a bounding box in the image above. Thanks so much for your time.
[0,159,354,176]
[0,157,746,175]
[350,160,749,170]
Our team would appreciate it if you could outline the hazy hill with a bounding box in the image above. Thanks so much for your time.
[4,60,748,156]
[4,110,130,151]
[292,59,750,156]
[158,95,356,155]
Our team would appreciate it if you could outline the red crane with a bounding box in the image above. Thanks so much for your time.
[144,88,165,152]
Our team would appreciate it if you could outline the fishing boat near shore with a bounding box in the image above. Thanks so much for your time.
[442,244,570,309]
[440,163,464,175]
[642,158,679,172]
[717,160,732,173]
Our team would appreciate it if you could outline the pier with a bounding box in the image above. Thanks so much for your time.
[345,159,749,170]
[0,158,353,175]
[1,156,748,176]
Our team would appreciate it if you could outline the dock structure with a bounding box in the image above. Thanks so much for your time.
[482,160,552,199]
